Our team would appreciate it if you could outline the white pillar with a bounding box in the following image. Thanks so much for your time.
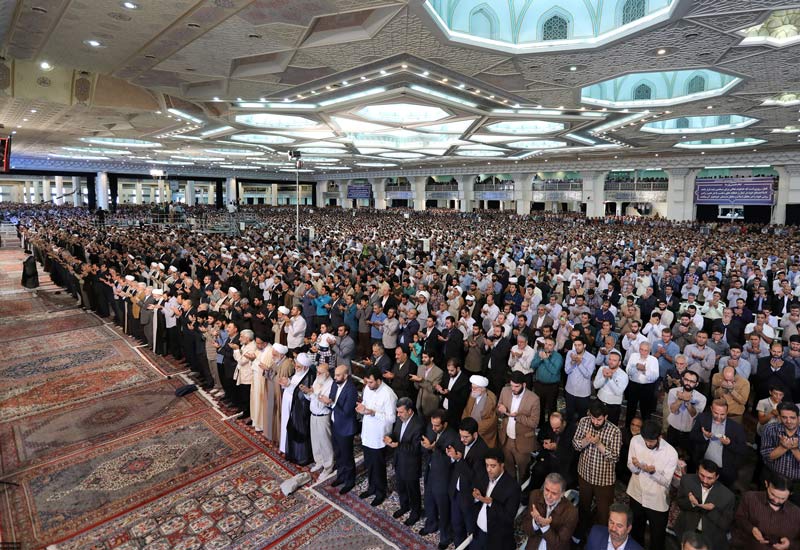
[458,175,476,213]
[616,201,623,216]
[72,177,81,206]
[370,178,386,210]
[133,181,142,205]
[54,176,64,205]
[207,184,214,205]
[665,168,699,221]
[773,166,800,224]
[339,180,351,209]
[21,180,28,203]
[513,173,534,215]
[581,170,607,218]
[186,180,196,205]
[315,181,326,208]
[225,177,237,206]
[31,180,41,203]
[269,183,277,206]
[96,172,109,209]
[411,176,426,211]
[43,178,53,203]
[11,184,20,203]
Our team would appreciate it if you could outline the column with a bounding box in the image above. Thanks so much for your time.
[11,184,21,203]
[411,176,426,211]
[72,176,81,206]
[270,183,278,206]
[133,181,142,205]
[237,180,245,204]
[31,180,41,203]
[369,178,386,210]
[616,201,623,216]
[54,176,64,205]
[665,168,700,221]
[225,177,237,206]
[207,184,215,205]
[42,178,52,203]
[458,175,476,213]
[21,180,28,203]
[315,181,326,208]
[773,166,800,224]
[96,172,109,209]
[513,173,534,215]
[581,170,607,218]
[339,180,351,209]
[186,180,196,205]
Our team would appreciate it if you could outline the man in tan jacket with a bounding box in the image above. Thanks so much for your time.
[498,370,541,483]
[522,472,578,550]
[410,351,443,418]
[461,375,498,448]
[711,365,750,422]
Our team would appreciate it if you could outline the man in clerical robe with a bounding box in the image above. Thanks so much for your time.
[280,352,315,465]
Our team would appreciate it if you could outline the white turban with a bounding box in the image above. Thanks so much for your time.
[469,375,489,388]
[273,343,288,355]
[296,353,313,368]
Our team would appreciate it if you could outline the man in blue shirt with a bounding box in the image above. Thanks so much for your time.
[653,328,681,381]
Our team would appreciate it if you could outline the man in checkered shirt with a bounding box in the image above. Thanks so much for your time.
[572,399,622,543]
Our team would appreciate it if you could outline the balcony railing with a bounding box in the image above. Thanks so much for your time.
[532,182,583,191]
[386,184,411,191]
[604,181,668,191]
[425,184,459,191]
[474,183,514,191]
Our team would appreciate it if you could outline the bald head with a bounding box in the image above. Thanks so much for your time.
[334,365,349,384]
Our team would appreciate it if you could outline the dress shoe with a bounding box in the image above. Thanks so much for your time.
[338,484,355,495]
[359,490,374,499]
[392,508,408,519]
[370,496,385,507]
[404,515,420,526]
[330,478,344,487]
[309,463,324,473]
[419,527,437,536]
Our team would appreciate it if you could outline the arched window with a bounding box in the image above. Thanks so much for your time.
[676,117,690,129]
[468,4,499,41]
[542,15,569,41]
[687,75,706,94]
[633,83,652,100]
[717,114,732,125]
[621,0,646,25]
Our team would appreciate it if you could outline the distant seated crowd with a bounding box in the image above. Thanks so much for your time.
[6,202,800,550]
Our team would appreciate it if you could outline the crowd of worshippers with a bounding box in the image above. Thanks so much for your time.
[8,202,800,550]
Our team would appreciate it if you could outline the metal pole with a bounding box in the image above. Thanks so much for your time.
[295,169,300,242]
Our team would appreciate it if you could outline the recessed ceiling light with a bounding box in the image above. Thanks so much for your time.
[122,1,138,9]
[22,118,28,121]
[360,76,367,81]
[569,66,577,71]
[30,109,37,113]
[84,39,102,47]
[442,78,448,83]
[342,81,349,86]
[39,61,52,70]
[706,105,713,109]
[401,64,408,69]
[422,71,429,76]
[380,70,387,75]
[458,83,465,88]
[657,48,667,55]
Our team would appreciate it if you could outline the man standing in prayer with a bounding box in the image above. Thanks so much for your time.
[302,361,335,478]
[261,342,292,442]
[249,336,271,433]
[280,352,314,465]
[233,329,258,421]
[357,366,398,506]
[461,375,498,448]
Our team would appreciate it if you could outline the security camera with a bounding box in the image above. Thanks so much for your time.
[287,150,302,160]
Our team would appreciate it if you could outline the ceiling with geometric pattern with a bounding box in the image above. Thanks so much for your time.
[2,0,800,176]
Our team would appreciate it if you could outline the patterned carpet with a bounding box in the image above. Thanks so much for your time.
[0,246,411,550]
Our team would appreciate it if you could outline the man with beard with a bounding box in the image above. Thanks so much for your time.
[384,345,416,401]
[732,476,800,548]
[461,375,497,448]
[530,411,577,493]
[419,409,459,549]
[435,358,470,428]
[411,351,443,418]
[279,352,314,466]
[384,396,424,526]
[573,400,622,542]
[521,472,579,550]
[674,459,735,550]
[321,365,359,495]
[447,417,489,548]
[666,369,706,457]
[300,361,335,479]
[497,371,540,483]
[469,448,521,550]
[586,503,642,550]
[357,366,397,507]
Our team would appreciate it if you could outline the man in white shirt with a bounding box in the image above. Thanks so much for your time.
[621,321,648,363]
[470,448,521,550]
[508,334,535,387]
[626,420,678,550]
[286,305,307,353]
[356,366,397,507]
[625,342,660,427]
[593,349,629,426]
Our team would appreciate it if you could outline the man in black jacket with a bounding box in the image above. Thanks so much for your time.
[689,399,747,488]
[436,359,471,427]
[384,397,424,525]
[420,409,460,550]
[484,324,511,396]
[448,417,489,548]
[470,447,522,550]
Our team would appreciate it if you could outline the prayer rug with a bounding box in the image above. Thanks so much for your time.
[0,339,161,422]
[0,296,47,316]
[0,309,102,342]
[0,325,109,357]
[0,379,206,474]
[314,463,440,550]
[1,410,256,547]
[47,453,394,550]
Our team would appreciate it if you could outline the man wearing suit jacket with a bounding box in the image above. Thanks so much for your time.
[436,359,471,427]
[440,316,465,366]
[528,304,555,339]
[397,309,420,348]
[674,459,735,550]
[522,472,579,550]
[420,409,460,549]
[689,399,747,488]
[447,417,489,548]
[333,325,355,369]
[384,396,424,525]
[412,351,444,418]
[469,448,521,550]
[386,345,417,401]
[497,371,540,483]
[365,342,392,374]
[323,365,358,495]
[484,324,511,396]
[586,503,643,550]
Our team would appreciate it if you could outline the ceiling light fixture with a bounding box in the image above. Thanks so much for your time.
[657,48,667,55]
[39,61,52,70]
[84,39,102,47]
[122,1,138,9]
[569,66,577,71]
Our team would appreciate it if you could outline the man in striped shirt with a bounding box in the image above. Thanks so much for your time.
[572,400,622,542]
